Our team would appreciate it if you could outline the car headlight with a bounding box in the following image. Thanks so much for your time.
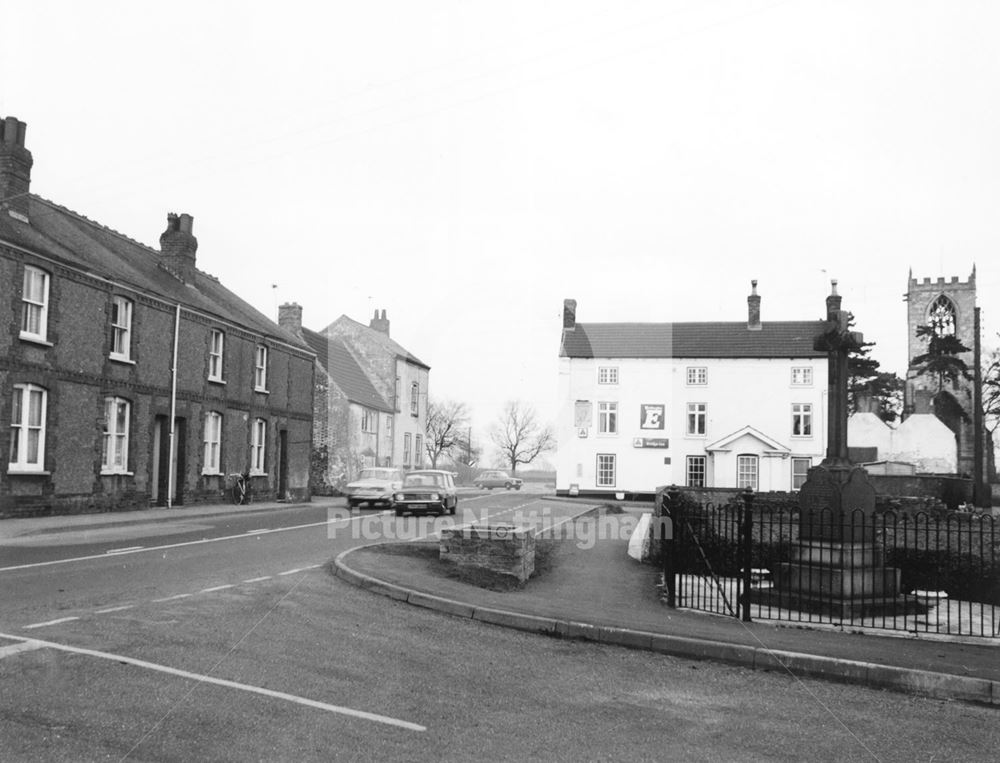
[429,493,440,501]
[394,493,405,502]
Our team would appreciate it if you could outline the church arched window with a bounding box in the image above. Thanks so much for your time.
[928,295,956,336]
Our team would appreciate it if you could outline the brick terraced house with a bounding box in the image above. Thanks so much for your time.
[0,117,315,518]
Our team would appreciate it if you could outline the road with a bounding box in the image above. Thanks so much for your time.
[0,492,996,761]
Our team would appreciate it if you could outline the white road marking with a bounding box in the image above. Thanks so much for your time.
[0,512,394,573]
[199,584,236,593]
[151,593,192,603]
[106,546,145,554]
[0,633,426,732]
[94,605,135,614]
[241,576,272,583]
[23,617,79,630]
[245,528,270,534]
[0,641,44,659]
[278,568,304,576]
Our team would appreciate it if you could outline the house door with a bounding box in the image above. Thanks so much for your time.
[171,417,186,505]
[277,429,289,499]
[152,416,165,506]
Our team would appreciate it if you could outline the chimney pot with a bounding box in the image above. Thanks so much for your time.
[369,308,391,336]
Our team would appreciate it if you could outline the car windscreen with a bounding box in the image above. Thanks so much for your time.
[359,469,396,480]
[403,473,443,487]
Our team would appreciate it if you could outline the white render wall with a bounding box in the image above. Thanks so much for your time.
[556,356,828,493]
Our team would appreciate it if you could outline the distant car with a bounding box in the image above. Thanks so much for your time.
[344,467,405,508]
[392,470,458,516]
[474,470,523,490]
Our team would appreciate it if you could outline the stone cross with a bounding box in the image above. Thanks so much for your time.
[813,280,864,469]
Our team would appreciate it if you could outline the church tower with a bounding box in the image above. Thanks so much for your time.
[904,268,977,476]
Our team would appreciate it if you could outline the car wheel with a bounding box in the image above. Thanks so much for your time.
[505,482,512,490]
[515,484,521,490]
[449,499,457,515]
[394,509,403,517]
[347,498,357,509]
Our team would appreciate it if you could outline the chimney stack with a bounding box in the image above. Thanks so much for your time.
[370,309,390,336]
[747,280,761,330]
[0,116,32,221]
[826,279,842,320]
[278,302,303,336]
[563,299,577,330]
[159,212,198,282]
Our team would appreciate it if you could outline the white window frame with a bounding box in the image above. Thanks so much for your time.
[792,403,813,437]
[596,453,616,487]
[791,367,813,386]
[203,411,223,475]
[361,407,377,434]
[101,396,131,475]
[8,383,47,473]
[737,454,758,491]
[686,403,707,436]
[414,434,423,468]
[792,457,811,491]
[598,401,618,434]
[110,296,133,361]
[251,418,267,475]
[686,367,707,385]
[410,382,419,417]
[686,455,706,488]
[20,265,50,343]
[208,330,225,382]
[597,366,619,385]
[403,432,412,467]
[254,344,268,391]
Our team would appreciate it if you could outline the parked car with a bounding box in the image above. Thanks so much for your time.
[344,467,405,508]
[474,470,523,490]
[392,470,458,516]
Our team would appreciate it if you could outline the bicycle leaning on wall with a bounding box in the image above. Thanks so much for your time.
[229,471,252,505]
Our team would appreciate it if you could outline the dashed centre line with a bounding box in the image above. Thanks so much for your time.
[152,593,192,603]
[200,584,236,593]
[106,546,145,554]
[94,605,135,614]
[242,576,272,583]
[23,617,80,630]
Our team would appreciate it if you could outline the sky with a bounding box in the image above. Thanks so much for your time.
[2,1,998,453]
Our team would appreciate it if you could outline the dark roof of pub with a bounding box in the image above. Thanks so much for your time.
[560,321,828,359]
[0,196,310,351]
[301,328,393,412]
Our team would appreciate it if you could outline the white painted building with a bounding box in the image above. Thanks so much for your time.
[556,286,830,496]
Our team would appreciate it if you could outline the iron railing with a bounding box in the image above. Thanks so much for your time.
[659,488,999,638]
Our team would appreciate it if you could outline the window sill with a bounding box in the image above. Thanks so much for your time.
[790,435,814,439]
[202,470,222,477]
[109,355,136,365]
[684,434,707,439]
[19,333,53,347]
[208,378,227,386]
[254,387,270,395]
[7,468,50,476]
[249,471,268,478]
[100,470,134,476]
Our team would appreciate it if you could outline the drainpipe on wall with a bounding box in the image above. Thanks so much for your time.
[167,304,181,509]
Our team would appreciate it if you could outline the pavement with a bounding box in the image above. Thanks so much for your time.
[3,498,998,707]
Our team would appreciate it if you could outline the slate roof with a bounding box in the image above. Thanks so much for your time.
[302,328,393,412]
[560,321,827,359]
[0,196,310,351]
[325,314,430,370]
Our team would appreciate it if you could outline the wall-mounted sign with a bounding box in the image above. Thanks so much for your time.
[574,400,592,428]
[633,437,669,449]
[577,428,588,438]
[640,404,665,430]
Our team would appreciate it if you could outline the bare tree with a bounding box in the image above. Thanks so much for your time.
[490,400,555,474]
[425,398,470,468]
